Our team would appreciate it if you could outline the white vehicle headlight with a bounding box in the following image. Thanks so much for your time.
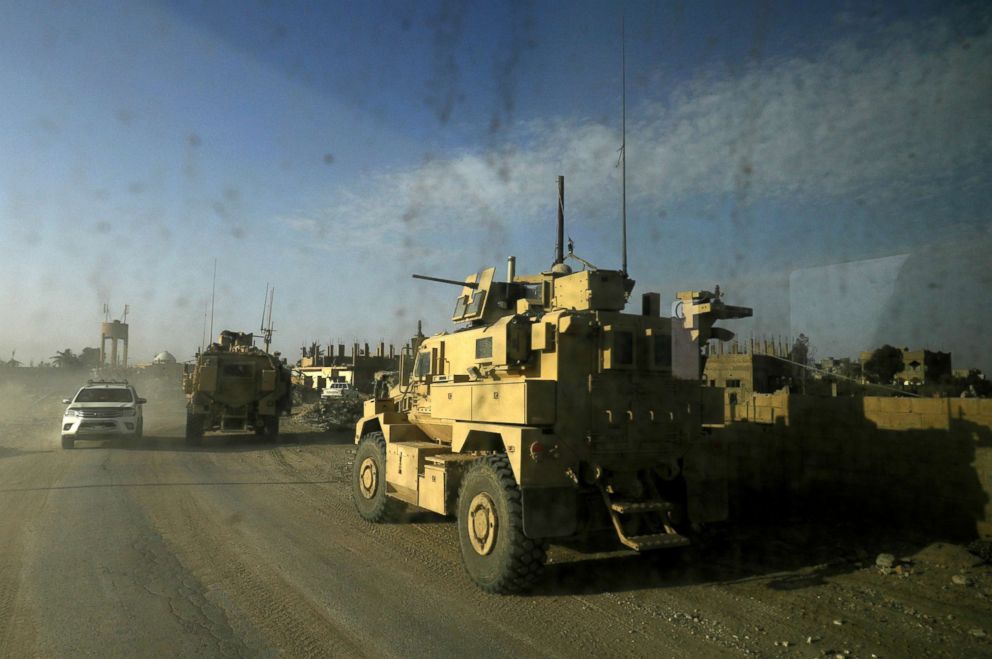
[121,408,136,417]
[66,409,83,417]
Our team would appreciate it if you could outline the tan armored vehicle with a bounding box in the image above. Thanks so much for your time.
[183,330,293,445]
[353,182,750,593]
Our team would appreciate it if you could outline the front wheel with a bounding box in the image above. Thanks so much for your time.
[61,435,74,449]
[457,454,547,594]
[352,432,401,522]
[133,419,144,439]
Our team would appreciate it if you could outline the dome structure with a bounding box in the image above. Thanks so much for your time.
[152,351,177,364]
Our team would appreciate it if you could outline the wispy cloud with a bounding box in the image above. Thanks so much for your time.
[286,17,992,257]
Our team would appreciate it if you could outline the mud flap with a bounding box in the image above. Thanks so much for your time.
[683,436,729,524]
[521,487,577,538]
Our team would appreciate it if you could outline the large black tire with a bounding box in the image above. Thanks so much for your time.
[457,454,547,594]
[185,411,204,446]
[133,418,144,439]
[61,435,74,449]
[352,432,401,522]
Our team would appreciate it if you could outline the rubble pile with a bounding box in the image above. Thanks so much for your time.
[297,398,365,430]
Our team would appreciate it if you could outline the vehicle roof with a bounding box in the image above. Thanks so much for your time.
[78,382,134,389]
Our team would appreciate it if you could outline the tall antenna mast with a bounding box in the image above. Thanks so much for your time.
[264,287,275,353]
[208,258,217,345]
[259,283,270,336]
[620,15,628,276]
[201,301,208,353]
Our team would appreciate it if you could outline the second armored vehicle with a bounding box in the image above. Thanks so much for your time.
[183,330,293,445]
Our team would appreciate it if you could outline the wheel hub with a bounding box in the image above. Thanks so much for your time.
[468,492,498,555]
[358,457,378,499]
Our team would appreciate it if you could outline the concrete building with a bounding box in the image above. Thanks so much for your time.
[703,336,794,401]
[859,347,952,385]
[296,341,399,393]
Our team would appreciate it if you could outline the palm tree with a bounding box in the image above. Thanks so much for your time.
[50,349,80,369]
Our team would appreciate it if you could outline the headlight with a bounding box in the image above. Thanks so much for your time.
[65,409,83,417]
[121,408,136,417]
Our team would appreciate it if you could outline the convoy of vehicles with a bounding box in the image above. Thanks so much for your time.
[60,379,146,449]
[55,183,748,595]
[182,330,293,445]
[350,181,751,592]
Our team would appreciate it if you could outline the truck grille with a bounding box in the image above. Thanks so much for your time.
[77,408,124,418]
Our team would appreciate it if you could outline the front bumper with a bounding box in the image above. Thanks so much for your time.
[61,417,139,437]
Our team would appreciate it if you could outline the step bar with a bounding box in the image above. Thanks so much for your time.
[599,486,690,552]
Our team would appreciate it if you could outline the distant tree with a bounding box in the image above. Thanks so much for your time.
[79,347,101,369]
[50,348,81,369]
[864,345,903,384]
[787,334,811,393]
[789,334,810,366]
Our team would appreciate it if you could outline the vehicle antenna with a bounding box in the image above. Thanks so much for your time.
[620,15,628,276]
[264,287,276,353]
[555,175,565,265]
[200,301,208,353]
[208,258,217,345]
[259,283,270,337]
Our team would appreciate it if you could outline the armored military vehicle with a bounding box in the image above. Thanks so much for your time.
[183,330,293,445]
[352,178,751,593]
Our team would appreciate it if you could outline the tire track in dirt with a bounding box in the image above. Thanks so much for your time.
[254,440,725,657]
[0,422,71,656]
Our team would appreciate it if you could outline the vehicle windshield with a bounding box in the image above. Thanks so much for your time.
[74,388,133,403]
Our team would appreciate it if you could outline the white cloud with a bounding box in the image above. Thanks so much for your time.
[288,18,992,254]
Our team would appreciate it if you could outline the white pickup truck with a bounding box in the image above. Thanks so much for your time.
[320,382,360,400]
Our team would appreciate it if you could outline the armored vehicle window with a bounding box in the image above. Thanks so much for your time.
[413,351,430,378]
[522,283,543,302]
[614,331,634,366]
[475,337,493,359]
[653,333,672,368]
[726,379,742,388]
[222,364,253,378]
[453,295,469,319]
[466,291,485,316]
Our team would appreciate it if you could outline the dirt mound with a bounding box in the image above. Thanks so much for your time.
[296,399,364,431]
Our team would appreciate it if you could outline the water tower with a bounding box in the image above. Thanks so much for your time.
[100,304,130,368]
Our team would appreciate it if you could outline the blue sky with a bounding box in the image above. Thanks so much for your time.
[1,0,990,371]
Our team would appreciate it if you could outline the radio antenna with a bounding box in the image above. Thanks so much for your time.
[259,283,270,336]
[264,287,275,352]
[620,16,628,276]
[208,258,217,345]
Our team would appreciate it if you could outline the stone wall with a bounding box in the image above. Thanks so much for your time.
[712,392,992,539]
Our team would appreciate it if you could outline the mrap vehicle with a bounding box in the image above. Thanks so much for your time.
[352,179,751,593]
[183,330,293,445]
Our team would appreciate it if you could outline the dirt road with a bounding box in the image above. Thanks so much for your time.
[0,382,990,657]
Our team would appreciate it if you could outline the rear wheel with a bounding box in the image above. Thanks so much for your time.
[61,435,74,449]
[185,411,204,446]
[264,416,279,440]
[457,454,547,594]
[352,432,401,522]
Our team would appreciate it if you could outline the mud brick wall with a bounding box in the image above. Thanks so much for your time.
[712,394,992,539]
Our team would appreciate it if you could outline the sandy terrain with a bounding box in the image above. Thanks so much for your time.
[0,375,989,657]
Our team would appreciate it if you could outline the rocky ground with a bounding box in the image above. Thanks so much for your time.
[0,375,990,657]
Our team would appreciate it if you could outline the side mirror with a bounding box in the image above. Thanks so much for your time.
[137,398,147,405]
[62,398,71,404]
